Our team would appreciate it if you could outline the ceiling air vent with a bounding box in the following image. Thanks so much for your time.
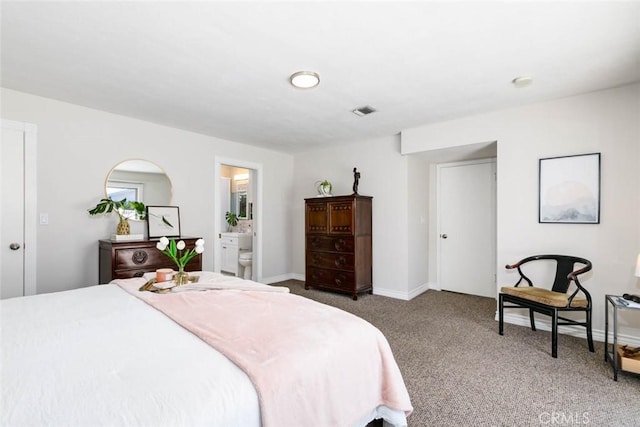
[352,105,377,117]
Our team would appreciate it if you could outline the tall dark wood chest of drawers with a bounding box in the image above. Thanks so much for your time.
[304,195,372,300]
[99,238,203,283]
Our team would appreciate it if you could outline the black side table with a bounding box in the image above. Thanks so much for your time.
[604,294,640,381]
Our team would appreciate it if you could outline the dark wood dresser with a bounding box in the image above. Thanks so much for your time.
[99,238,203,283]
[304,195,372,300]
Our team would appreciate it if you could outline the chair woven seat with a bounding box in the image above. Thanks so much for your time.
[500,286,588,308]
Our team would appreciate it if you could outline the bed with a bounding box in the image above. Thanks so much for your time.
[1,271,412,426]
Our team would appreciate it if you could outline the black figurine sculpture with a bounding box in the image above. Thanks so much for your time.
[352,167,360,195]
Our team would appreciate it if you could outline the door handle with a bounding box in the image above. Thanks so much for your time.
[440,234,448,239]
[9,243,21,250]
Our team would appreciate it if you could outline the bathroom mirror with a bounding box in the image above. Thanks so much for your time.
[232,179,248,219]
[105,159,172,220]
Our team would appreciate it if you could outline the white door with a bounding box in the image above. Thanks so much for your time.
[1,124,30,298]
[437,159,496,298]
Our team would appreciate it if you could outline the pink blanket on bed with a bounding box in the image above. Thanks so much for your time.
[115,279,412,426]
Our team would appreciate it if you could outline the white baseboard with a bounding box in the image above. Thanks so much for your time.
[408,283,430,300]
[496,312,640,347]
[428,282,441,291]
[373,283,429,301]
[373,288,411,300]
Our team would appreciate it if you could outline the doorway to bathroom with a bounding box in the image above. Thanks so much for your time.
[214,157,262,282]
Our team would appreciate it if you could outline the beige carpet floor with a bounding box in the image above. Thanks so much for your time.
[280,280,640,426]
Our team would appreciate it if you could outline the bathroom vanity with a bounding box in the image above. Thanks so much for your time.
[220,233,252,276]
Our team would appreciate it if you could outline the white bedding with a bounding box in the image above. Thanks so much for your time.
[1,284,260,426]
[1,274,409,426]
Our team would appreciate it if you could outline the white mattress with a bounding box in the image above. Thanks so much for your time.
[1,284,261,426]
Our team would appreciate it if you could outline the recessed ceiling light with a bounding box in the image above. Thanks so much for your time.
[512,76,533,88]
[290,71,320,89]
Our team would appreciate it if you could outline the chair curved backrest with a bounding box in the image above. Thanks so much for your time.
[508,254,592,294]
[549,255,591,294]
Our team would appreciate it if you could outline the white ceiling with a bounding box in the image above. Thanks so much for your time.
[2,1,639,153]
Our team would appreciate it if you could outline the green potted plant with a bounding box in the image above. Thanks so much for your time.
[316,179,332,196]
[225,211,238,232]
[88,197,146,235]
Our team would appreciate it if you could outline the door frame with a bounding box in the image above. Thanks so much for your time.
[435,158,496,297]
[214,156,262,281]
[1,119,37,296]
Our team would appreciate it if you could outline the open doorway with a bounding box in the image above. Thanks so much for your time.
[409,141,497,298]
[214,157,262,282]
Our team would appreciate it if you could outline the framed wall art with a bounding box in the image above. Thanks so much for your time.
[147,206,181,238]
[538,152,601,224]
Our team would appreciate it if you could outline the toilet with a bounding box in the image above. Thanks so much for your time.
[238,251,252,280]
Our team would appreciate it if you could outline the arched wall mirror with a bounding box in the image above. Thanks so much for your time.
[106,159,172,219]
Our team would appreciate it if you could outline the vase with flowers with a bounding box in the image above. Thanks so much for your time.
[155,236,205,285]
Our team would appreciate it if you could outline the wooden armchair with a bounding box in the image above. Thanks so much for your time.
[498,255,594,358]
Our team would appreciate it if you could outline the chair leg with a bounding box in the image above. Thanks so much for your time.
[498,294,504,336]
[586,309,594,353]
[551,310,558,358]
[529,308,536,331]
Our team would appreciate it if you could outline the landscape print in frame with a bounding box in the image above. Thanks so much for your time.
[539,153,601,224]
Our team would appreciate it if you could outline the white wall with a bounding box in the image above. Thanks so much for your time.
[292,135,413,298]
[401,83,640,343]
[1,88,294,293]
[406,155,429,296]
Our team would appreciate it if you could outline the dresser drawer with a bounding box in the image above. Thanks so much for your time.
[306,267,355,291]
[114,247,166,270]
[114,249,202,271]
[306,236,354,253]
[307,251,354,271]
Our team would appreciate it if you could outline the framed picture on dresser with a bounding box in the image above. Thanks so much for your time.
[147,206,181,238]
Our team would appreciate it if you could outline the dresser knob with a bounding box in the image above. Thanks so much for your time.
[132,250,148,265]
